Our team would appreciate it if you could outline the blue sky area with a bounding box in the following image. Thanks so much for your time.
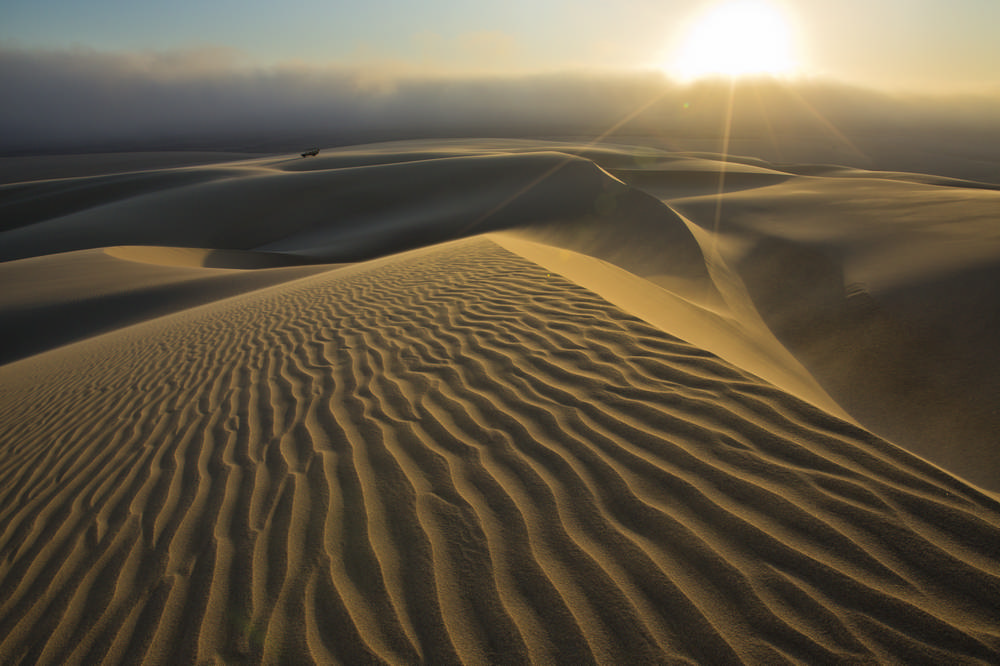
[2,0,999,91]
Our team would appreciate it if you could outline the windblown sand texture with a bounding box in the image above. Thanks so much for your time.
[1,140,999,664]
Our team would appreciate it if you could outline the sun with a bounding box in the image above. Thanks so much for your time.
[669,1,797,81]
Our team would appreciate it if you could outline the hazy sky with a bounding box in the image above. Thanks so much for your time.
[2,0,998,91]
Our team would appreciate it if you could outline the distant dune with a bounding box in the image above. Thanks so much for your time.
[1,139,999,663]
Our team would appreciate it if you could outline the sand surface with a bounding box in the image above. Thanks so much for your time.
[1,140,999,663]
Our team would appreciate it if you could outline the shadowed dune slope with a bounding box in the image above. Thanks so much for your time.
[1,238,999,664]
[0,248,333,364]
[0,150,624,263]
[0,168,249,233]
[670,176,1000,493]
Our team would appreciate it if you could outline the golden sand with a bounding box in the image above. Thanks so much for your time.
[2,140,998,663]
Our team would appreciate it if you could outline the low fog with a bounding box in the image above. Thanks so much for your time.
[3,46,999,181]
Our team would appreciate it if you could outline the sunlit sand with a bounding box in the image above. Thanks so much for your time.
[2,139,999,663]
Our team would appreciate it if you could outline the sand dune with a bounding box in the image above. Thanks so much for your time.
[669,175,1000,491]
[1,140,999,663]
[0,149,619,264]
[0,247,331,364]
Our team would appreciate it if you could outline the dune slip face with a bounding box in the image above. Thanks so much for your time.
[1,237,998,664]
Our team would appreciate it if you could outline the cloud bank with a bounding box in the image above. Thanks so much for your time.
[2,46,999,179]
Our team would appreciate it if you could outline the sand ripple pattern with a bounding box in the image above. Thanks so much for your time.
[1,238,999,664]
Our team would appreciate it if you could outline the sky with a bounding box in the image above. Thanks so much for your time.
[2,0,999,91]
[2,0,999,155]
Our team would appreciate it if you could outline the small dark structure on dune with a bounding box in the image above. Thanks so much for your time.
[301,148,320,158]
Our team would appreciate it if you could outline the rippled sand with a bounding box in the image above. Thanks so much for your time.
[2,140,999,663]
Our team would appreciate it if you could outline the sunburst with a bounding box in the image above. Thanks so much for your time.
[669,1,797,81]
